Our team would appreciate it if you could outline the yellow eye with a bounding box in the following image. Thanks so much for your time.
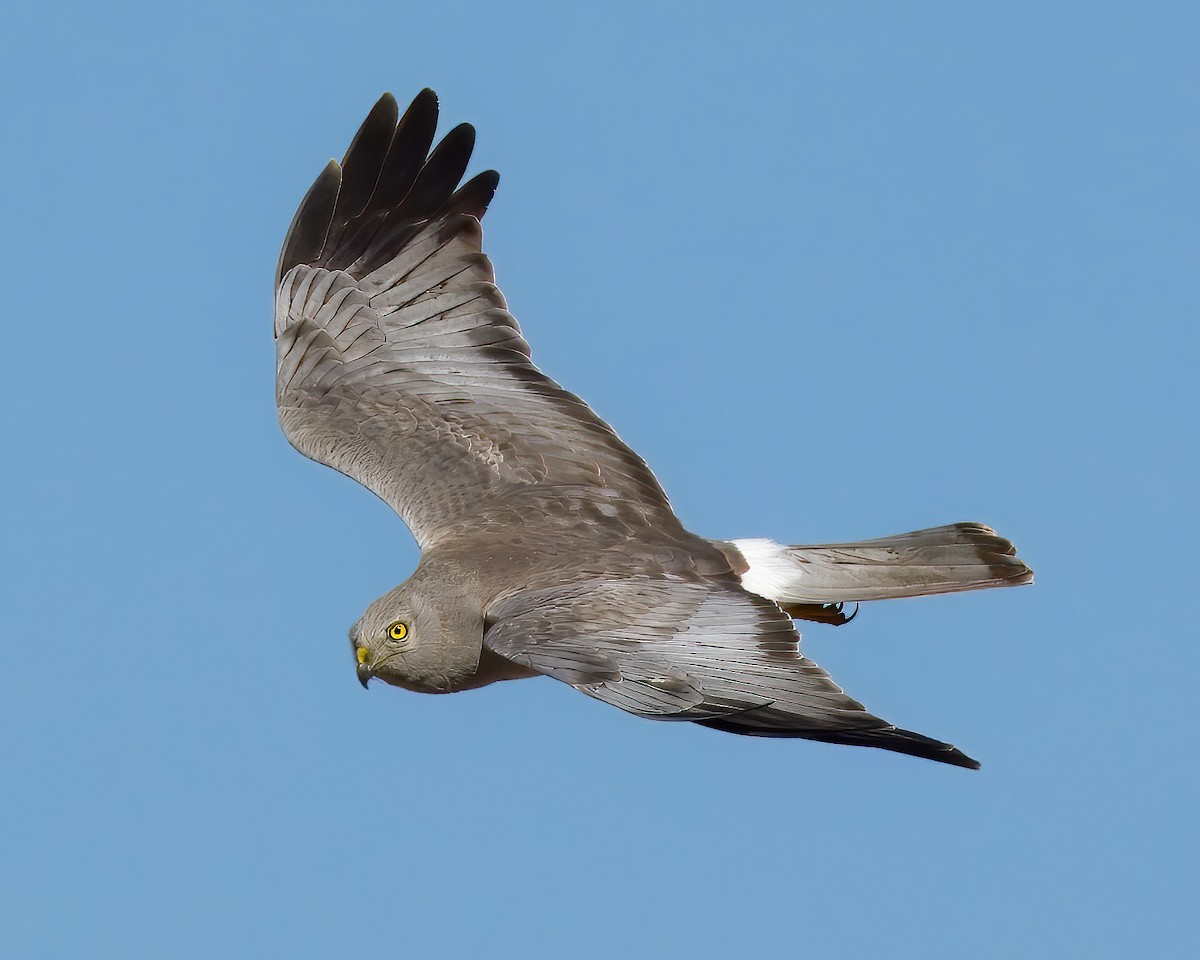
[387,620,408,642]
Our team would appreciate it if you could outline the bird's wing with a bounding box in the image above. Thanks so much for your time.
[483,577,980,768]
[275,91,672,549]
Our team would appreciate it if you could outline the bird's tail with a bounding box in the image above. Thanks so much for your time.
[725,522,1033,611]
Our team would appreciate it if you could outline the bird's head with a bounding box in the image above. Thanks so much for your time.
[350,582,484,694]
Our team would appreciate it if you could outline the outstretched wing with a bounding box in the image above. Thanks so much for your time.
[484,577,980,768]
[275,91,672,549]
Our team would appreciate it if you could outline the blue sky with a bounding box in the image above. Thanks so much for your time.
[3,1,1197,956]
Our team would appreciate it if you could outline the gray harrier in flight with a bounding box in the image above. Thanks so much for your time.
[275,90,1032,769]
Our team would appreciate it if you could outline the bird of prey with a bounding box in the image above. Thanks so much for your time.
[275,89,1032,769]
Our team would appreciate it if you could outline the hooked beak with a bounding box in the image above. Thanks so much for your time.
[355,646,372,689]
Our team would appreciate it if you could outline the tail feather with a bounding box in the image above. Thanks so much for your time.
[727,522,1033,604]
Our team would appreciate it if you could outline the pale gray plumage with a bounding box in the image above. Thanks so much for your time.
[275,90,1033,769]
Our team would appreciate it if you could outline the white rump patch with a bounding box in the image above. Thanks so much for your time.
[730,538,801,602]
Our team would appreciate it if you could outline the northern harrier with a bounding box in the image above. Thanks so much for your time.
[275,90,1032,769]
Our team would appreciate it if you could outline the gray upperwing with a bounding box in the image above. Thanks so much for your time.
[275,91,673,548]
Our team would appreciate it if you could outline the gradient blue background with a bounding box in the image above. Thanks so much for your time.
[4,2,1196,956]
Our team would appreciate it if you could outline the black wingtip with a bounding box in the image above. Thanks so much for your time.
[437,122,477,158]
[398,89,439,130]
[391,121,477,223]
[925,743,981,770]
[276,158,341,286]
[406,88,440,125]
[873,727,982,770]
[697,717,982,769]
[446,169,500,219]
[360,92,400,139]
[279,89,499,281]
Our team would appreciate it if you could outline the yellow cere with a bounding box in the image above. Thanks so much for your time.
[388,621,408,641]
[356,646,368,665]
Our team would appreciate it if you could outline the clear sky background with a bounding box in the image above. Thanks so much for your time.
[3,1,1197,957]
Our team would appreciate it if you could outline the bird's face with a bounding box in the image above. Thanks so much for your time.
[349,584,484,694]
[350,586,423,690]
